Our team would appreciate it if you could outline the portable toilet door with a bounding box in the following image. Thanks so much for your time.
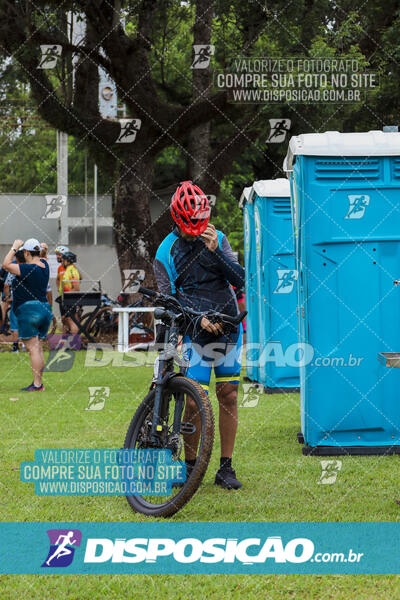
[240,186,259,382]
[251,179,300,393]
[285,130,400,454]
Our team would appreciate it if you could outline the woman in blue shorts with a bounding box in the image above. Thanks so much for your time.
[2,238,52,391]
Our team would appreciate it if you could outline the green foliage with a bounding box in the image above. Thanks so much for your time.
[2,1,400,244]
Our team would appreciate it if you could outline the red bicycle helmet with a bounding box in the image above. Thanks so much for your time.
[170,181,210,235]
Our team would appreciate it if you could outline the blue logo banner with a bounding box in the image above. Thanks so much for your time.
[1,522,400,574]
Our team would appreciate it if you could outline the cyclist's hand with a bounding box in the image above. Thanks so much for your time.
[200,317,223,335]
[201,224,218,252]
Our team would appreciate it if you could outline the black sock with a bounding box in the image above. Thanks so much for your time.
[185,458,196,467]
[220,457,232,470]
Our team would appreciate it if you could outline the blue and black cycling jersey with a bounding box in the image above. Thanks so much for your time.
[154,227,245,390]
[153,227,244,341]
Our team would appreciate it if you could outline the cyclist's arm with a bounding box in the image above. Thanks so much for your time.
[154,259,221,336]
[70,280,80,291]
[213,235,245,290]
[153,259,174,296]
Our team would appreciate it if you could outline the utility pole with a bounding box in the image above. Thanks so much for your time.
[57,130,69,245]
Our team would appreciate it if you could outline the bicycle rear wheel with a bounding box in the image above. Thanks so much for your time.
[124,376,214,517]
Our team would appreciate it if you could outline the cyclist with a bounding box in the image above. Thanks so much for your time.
[55,244,68,328]
[55,245,68,292]
[153,181,245,490]
[58,251,80,335]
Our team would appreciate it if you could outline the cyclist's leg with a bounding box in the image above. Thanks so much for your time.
[65,315,79,334]
[181,335,212,460]
[214,325,243,458]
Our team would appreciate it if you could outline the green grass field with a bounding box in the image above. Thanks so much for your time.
[1,350,400,598]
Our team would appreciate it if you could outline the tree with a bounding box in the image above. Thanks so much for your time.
[0,0,268,284]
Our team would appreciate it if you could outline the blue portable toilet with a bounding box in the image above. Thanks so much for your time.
[285,130,400,454]
[250,180,300,393]
[240,186,259,382]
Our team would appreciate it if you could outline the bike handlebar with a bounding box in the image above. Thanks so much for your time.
[138,285,158,298]
[137,284,247,330]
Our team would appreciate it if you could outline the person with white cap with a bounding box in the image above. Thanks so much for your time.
[2,238,52,391]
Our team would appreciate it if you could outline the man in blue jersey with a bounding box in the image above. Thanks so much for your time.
[153,181,245,489]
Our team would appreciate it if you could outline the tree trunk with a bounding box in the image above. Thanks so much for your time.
[114,154,159,289]
[187,0,213,187]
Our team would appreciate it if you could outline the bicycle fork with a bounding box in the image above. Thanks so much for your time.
[150,323,183,444]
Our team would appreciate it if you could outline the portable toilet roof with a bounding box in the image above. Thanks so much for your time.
[249,178,290,202]
[284,130,400,172]
[238,186,253,208]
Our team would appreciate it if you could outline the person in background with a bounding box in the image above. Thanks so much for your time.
[40,243,53,307]
[2,238,52,391]
[4,250,26,352]
[233,285,246,343]
[59,251,80,335]
[55,245,69,329]
[0,267,9,331]
[55,245,68,295]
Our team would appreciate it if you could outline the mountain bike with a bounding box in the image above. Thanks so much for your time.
[124,285,246,517]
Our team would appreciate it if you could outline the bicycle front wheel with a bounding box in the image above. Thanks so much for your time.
[124,376,214,517]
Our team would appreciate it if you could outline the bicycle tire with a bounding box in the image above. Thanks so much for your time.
[83,306,117,341]
[124,376,214,517]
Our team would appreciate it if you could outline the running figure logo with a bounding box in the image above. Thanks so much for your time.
[274,269,298,294]
[122,269,145,293]
[86,386,110,411]
[318,460,342,485]
[345,195,370,219]
[42,529,82,567]
[191,45,215,69]
[204,194,216,207]
[116,119,141,143]
[266,119,291,143]
[240,384,261,408]
[37,45,62,69]
[42,195,67,219]
[43,336,76,372]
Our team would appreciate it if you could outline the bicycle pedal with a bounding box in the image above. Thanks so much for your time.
[180,422,196,435]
